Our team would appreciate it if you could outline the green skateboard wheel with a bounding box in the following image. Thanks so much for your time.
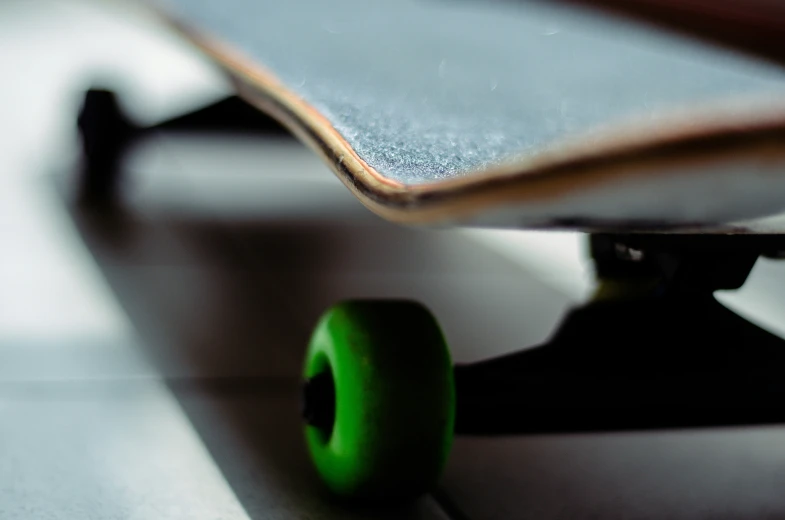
[302,300,455,501]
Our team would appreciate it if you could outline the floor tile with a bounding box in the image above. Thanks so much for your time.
[0,380,449,520]
[443,428,785,519]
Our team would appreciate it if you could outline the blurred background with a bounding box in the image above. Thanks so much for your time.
[3,0,785,518]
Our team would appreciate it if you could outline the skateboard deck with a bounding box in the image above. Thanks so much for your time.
[148,0,785,231]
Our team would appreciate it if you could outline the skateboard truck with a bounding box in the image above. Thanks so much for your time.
[296,235,785,439]
[76,88,286,207]
[297,236,785,500]
[454,234,785,435]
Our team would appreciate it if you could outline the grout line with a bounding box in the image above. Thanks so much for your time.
[0,375,301,392]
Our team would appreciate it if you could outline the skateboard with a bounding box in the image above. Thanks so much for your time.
[137,0,785,233]
[75,0,785,504]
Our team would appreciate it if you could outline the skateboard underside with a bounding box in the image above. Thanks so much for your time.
[152,0,785,232]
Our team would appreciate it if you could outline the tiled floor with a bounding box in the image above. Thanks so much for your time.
[4,1,785,519]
